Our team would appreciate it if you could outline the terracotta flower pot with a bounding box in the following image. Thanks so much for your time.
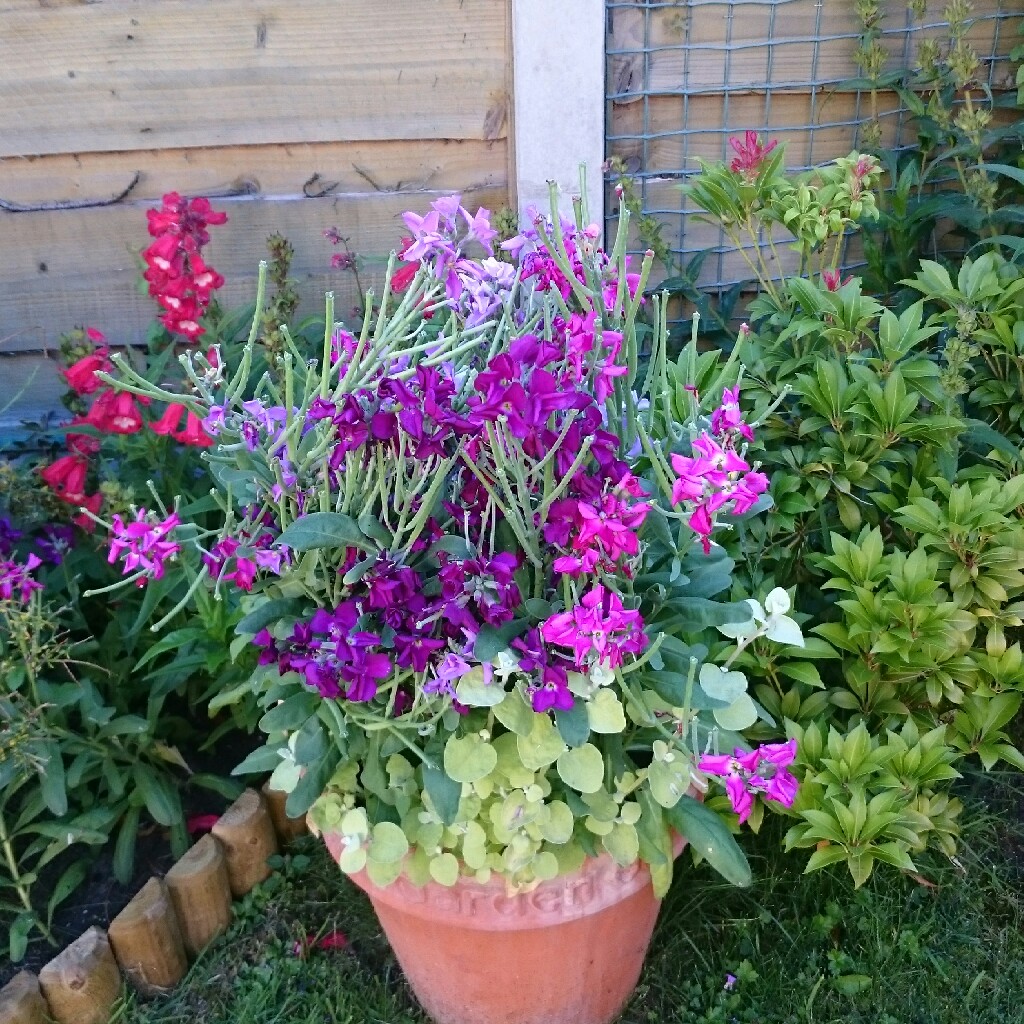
[321,830,686,1024]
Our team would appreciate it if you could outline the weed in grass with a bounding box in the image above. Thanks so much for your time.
[117,770,1024,1024]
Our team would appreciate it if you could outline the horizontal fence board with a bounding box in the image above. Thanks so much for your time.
[609,0,1016,99]
[0,185,508,353]
[0,0,509,156]
[1,352,67,432]
[0,138,508,206]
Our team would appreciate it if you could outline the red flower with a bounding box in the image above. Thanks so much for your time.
[292,930,348,958]
[150,402,187,436]
[186,813,220,835]
[728,131,778,180]
[85,328,106,343]
[66,417,102,456]
[172,410,213,447]
[63,349,112,395]
[73,493,102,531]
[85,389,148,434]
[40,454,89,503]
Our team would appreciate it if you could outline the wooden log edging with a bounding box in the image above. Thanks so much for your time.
[0,783,307,1024]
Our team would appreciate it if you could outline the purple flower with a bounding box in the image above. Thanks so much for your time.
[462,206,497,253]
[35,524,75,565]
[0,516,22,557]
[0,554,43,603]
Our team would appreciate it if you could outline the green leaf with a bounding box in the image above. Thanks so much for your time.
[713,693,759,731]
[39,742,68,818]
[443,735,498,784]
[455,667,506,707]
[112,805,142,885]
[473,620,529,662]
[235,598,302,636]
[232,744,285,776]
[429,851,460,886]
[46,860,88,927]
[493,688,536,736]
[422,763,463,825]
[8,913,34,963]
[277,512,373,552]
[667,795,752,887]
[556,744,605,793]
[134,765,182,828]
[285,750,342,818]
[587,690,627,734]
[517,714,567,770]
[259,691,319,734]
[554,702,591,747]
[368,822,409,864]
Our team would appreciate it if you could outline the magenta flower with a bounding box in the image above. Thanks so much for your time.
[540,584,646,670]
[699,739,799,824]
[0,555,43,603]
[107,510,181,583]
[710,386,754,442]
[728,131,778,180]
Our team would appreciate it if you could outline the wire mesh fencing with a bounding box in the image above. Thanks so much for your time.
[605,0,1020,291]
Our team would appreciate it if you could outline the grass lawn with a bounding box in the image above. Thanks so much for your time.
[114,767,1024,1024]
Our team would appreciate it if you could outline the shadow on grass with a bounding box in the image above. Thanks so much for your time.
[116,767,1024,1024]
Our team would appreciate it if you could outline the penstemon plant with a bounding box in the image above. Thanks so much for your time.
[90,178,805,896]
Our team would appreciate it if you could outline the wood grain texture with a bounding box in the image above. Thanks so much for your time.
[0,971,48,1024]
[0,0,509,156]
[0,139,507,207]
[0,185,507,352]
[37,928,121,1024]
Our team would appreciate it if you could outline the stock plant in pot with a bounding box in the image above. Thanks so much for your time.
[96,185,802,1024]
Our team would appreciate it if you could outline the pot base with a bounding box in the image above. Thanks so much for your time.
[322,830,678,1024]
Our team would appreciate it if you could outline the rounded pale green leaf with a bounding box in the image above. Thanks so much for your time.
[368,821,410,864]
[462,822,489,869]
[493,688,536,736]
[647,759,689,809]
[603,822,639,867]
[429,851,460,886]
[341,808,369,839]
[698,663,748,704]
[444,735,498,784]
[539,800,574,844]
[455,667,506,707]
[517,714,567,771]
[365,858,404,887]
[338,846,367,874]
[587,690,627,734]
[268,760,302,794]
[712,692,759,731]
[532,851,560,881]
[556,744,605,793]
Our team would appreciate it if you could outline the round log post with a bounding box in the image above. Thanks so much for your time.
[108,877,188,996]
[0,971,48,1024]
[262,781,308,843]
[211,788,278,897]
[165,833,233,957]
[38,927,121,1024]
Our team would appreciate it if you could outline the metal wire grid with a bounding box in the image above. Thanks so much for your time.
[605,0,1019,291]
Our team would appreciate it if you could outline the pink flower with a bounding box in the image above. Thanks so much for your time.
[821,269,853,292]
[728,131,778,180]
[710,386,754,442]
[0,554,43,603]
[699,739,799,824]
[540,584,646,670]
[107,509,181,583]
